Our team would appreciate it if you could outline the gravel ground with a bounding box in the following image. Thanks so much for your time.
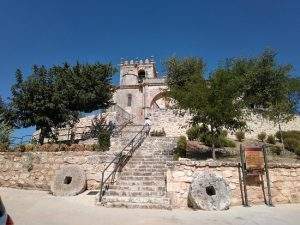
[1,187,300,225]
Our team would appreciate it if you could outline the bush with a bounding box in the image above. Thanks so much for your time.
[0,143,8,151]
[97,131,110,151]
[266,135,276,145]
[0,121,12,149]
[221,130,228,137]
[257,132,267,142]
[186,125,208,141]
[88,117,111,151]
[174,136,187,158]
[295,147,300,157]
[282,130,300,140]
[276,130,300,145]
[275,131,282,142]
[187,125,235,148]
[235,131,245,142]
[221,137,236,148]
[284,138,300,152]
[150,129,166,137]
[269,145,282,155]
[201,134,236,148]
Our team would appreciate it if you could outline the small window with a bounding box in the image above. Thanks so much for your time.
[127,94,132,107]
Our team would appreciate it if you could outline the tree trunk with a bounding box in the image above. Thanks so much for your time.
[278,123,285,154]
[69,124,75,144]
[211,128,216,160]
[212,141,216,160]
[38,127,46,145]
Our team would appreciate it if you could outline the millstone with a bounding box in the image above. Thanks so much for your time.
[188,172,230,210]
[51,165,86,196]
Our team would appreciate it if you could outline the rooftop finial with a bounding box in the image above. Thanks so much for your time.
[150,56,155,63]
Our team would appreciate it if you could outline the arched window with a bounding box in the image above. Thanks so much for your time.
[127,94,132,107]
[138,69,146,83]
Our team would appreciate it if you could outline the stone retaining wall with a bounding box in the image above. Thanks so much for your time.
[150,109,300,139]
[1,151,299,209]
[167,159,300,208]
[0,151,115,190]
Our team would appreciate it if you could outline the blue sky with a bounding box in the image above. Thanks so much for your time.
[0,0,300,137]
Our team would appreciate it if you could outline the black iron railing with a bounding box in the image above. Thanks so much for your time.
[98,125,148,202]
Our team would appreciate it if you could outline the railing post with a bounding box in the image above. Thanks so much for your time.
[99,171,104,202]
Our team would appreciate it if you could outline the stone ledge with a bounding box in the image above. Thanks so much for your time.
[171,158,300,169]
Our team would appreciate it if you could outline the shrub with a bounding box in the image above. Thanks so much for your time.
[201,134,236,148]
[276,130,300,144]
[150,129,166,137]
[282,130,300,140]
[295,147,300,157]
[187,125,235,148]
[221,130,228,137]
[266,135,276,145]
[0,143,8,152]
[257,132,267,142]
[235,131,245,142]
[221,138,236,148]
[88,117,111,151]
[0,121,12,149]
[269,145,282,155]
[15,144,26,152]
[186,125,208,141]
[284,138,300,152]
[97,131,110,151]
[275,131,282,142]
[174,136,187,158]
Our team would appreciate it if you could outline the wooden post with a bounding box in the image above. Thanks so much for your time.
[240,144,249,206]
[238,163,245,206]
[262,145,273,206]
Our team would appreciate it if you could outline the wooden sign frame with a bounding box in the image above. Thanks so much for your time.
[238,144,273,207]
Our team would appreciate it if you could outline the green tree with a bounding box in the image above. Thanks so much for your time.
[166,57,246,159]
[0,99,12,149]
[227,49,299,152]
[11,62,115,144]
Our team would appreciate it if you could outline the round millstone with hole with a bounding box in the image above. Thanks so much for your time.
[51,165,86,196]
[188,171,231,210]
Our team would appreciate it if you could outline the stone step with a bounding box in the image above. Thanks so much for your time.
[120,168,167,173]
[105,190,166,197]
[102,196,170,205]
[129,159,167,162]
[121,171,165,176]
[117,175,165,181]
[126,160,166,164]
[102,201,171,210]
[109,185,166,192]
[115,180,166,186]
[124,163,167,167]
[124,163,166,168]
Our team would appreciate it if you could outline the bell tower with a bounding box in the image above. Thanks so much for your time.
[119,57,157,86]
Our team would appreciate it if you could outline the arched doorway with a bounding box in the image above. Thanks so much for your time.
[150,91,173,110]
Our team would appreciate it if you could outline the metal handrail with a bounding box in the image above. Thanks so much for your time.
[98,125,148,202]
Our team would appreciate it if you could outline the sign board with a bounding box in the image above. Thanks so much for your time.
[245,146,264,171]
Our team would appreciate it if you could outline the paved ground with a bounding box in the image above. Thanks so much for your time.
[0,187,299,225]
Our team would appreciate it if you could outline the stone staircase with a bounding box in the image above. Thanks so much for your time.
[109,125,144,152]
[100,136,176,209]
